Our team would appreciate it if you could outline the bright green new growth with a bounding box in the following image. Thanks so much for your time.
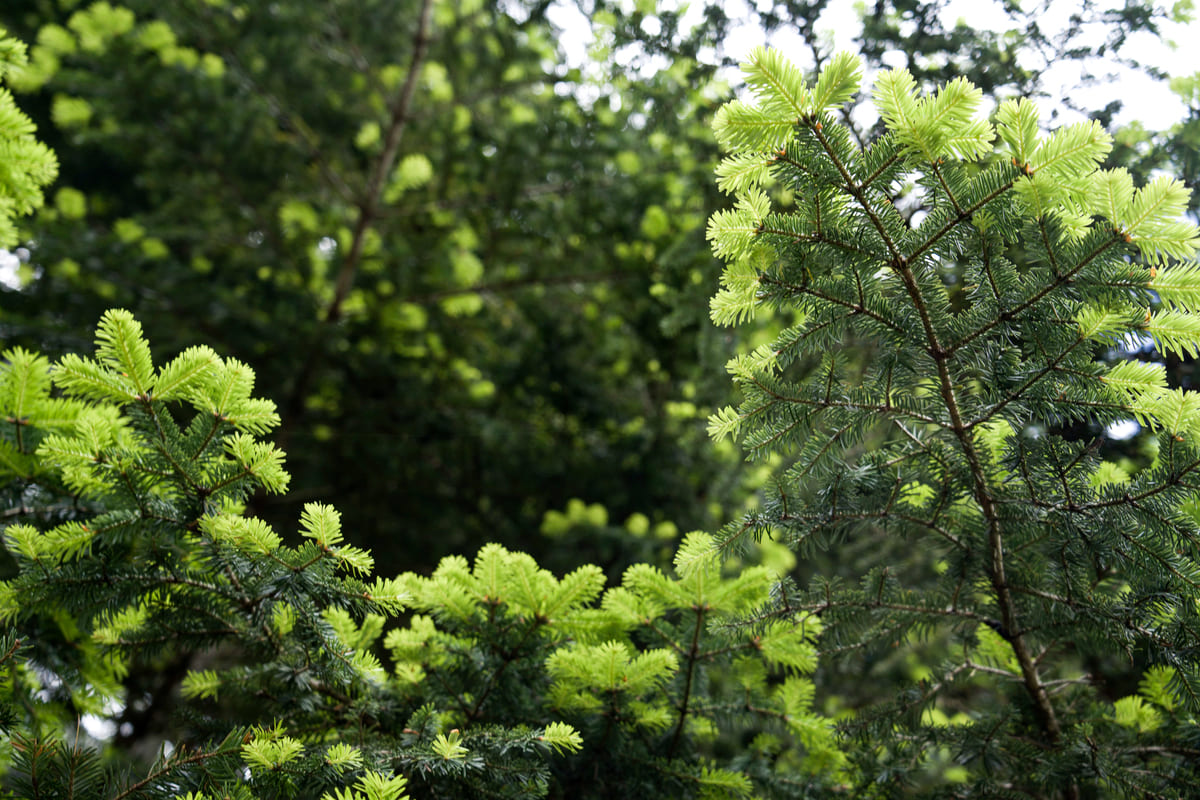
[0,309,844,797]
[386,531,846,793]
[708,46,1200,797]
[0,27,56,248]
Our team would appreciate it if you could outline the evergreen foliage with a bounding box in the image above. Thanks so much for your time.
[0,26,55,248]
[6,0,1176,591]
[4,5,1200,798]
[1,310,842,797]
[707,47,1200,798]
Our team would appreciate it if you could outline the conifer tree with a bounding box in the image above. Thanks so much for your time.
[0,307,843,797]
[0,28,843,796]
[707,48,1200,797]
[8,11,1200,798]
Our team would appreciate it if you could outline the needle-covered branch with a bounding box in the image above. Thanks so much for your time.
[707,46,1200,798]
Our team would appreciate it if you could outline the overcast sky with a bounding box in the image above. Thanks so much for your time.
[549,0,1198,130]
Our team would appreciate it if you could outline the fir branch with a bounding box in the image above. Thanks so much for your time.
[701,53,1200,797]
[110,741,238,800]
[949,231,1126,355]
[759,274,907,335]
[897,176,1066,753]
[738,374,944,427]
[968,332,1096,430]
[906,168,1016,264]
[799,597,999,628]
[779,508,965,550]
[808,119,906,267]
[667,607,706,758]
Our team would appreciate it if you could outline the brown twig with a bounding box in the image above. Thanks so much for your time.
[278,0,435,448]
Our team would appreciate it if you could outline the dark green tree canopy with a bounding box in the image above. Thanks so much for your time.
[0,0,743,576]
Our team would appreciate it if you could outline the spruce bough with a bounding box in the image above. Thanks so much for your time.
[0,309,841,796]
[708,48,1200,796]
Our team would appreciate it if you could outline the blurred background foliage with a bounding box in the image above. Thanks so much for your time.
[0,0,1196,587]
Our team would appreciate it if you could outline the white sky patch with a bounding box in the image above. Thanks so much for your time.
[1106,419,1140,440]
[1121,331,1157,352]
[943,0,1194,128]
[80,695,128,741]
[0,249,19,289]
[546,1,591,62]
[81,713,119,740]
[0,247,31,289]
